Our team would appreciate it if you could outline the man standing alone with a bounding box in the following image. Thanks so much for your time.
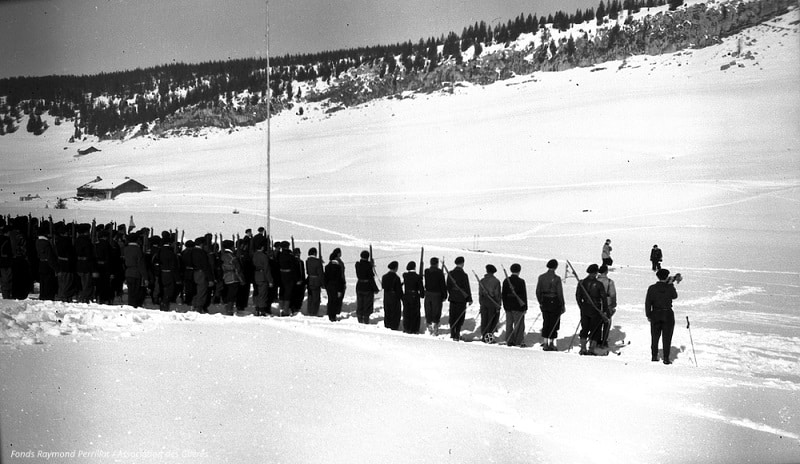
[645,268,678,364]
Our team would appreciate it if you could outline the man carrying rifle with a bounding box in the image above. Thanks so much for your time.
[502,263,528,347]
[446,256,472,341]
[478,264,502,343]
[305,247,324,316]
[355,249,379,324]
[423,257,447,336]
[576,264,608,355]
[536,259,565,351]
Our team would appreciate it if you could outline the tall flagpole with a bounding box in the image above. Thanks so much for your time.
[265,0,271,237]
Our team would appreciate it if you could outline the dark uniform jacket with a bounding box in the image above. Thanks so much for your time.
[424,267,447,299]
[478,274,501,310]
[446,266,472,304]
[54,234,75,273]
[645,281,677,321]
[502,274,527,312]
[252,250,272,285]
[536,270,565,313]
[576,276,607,317]
[324,259,346,293]
[36,237,58,272]
[306,256,324,288]
[402,272,424,297]
[123,243,148,280]
[75,234,95,274]
[381,271,403,295]
[355,259,378,293]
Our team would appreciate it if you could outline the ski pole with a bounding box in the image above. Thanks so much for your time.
[686,316,698,367]
[567,319,582,352]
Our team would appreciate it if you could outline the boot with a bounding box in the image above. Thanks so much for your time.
[579,338,589,355]
[433,323,440,336]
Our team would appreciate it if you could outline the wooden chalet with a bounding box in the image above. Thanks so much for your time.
[77,176,148,200]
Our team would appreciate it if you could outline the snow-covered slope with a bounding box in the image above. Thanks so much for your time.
[1,6,799,464]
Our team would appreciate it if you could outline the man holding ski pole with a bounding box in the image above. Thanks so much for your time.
[575,263,608,356]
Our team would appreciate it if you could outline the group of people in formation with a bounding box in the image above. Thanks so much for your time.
[1,215,678,361]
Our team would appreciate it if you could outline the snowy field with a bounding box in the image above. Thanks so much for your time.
[2,6,800,463]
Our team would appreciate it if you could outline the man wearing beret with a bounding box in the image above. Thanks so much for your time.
[502,263,528,347]
[478,264,502,342]
[576,263,608,355]
[645,268,678,364]
[446,256,472,341]
[381,261,403,330]
[402,261,424,334]
[536,259,565,351]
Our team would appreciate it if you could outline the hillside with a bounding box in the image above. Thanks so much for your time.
[0,0,793,140]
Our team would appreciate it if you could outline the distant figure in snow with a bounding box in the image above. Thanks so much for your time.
[650,245,663,272]
[597,264,617,348]
[536,259,565,351]
[601,239,613,267]
[645,268,678,364]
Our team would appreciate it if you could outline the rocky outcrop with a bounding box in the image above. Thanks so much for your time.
[310,0,790,107]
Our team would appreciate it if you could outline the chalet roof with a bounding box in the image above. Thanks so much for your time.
[78,176,146,190]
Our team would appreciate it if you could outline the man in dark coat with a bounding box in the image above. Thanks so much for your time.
[220,240,245,316]
[446,256,472,341]
[289,248,306,315]
[502,263,528,347]
[478,264,502,342]
[324,248,346,322]
[355,250,379,324]
[156,231,180,311]
[576,264,608,355]
[305,247,324,316]
[180,240,197,309]
[423,257,447,336]
[189,236,214,313]
[74,224,95,303]
[123,234,148,308]
[381,261,403,330]
[402,261,424,334]
[650,245,663,272]
[646,268,678,364]
[536,259,565,351]
[252,241,272,316]
[0,225,12,299]
[93,229,115,305]
[54,223,77,302]
[277,241,296,315]
[36,224,58,301]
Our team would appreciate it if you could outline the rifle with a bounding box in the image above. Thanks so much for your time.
[90,219,97,244]
[369,244,377,277]
[419,247,424,277]
[565,260,610,323]
[442,262,469,300]
[501,265,526,308]
[471,270,501,309]
[291,235,295,251]
[318,241,324,265]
